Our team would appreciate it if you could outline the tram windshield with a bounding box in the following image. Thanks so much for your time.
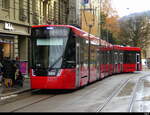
[123,51,138,64]
[31,27,70,69]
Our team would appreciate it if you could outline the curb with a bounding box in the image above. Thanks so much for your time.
[0,78,31,98]
[0,88,32,98]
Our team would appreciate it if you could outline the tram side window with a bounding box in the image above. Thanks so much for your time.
[102,51,106,64]
[104,51,106,64]
[107,51,110,64]
[99,50,102,65]
[63,35,76,68]
[120,53,123,64]
[101,51,104,64]
[110,51,113,64]
[108,51,111,64]
[106,51,108,64]
[103,51,106,64]
[80,38,84,65]
[114,52,118,64]
[118,52,121,64]
[112,51,114,64]
[91,45,97,67]
[79,37,88,66]
[104,52,107,64]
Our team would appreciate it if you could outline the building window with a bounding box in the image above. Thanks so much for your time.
[54,1,57,24]
[32,0,39,25]
[19,0,24,8]
[2,0,10,9]
[43,0,47,22]
[19,0,27,21]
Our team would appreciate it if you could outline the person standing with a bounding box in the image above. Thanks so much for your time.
[15,69,24,87]
[3,59,16,88]
[0,61,3,86]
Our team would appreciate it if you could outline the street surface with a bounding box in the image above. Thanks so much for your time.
[0,69,150,112]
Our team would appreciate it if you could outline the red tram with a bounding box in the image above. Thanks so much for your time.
[30,25,142,90]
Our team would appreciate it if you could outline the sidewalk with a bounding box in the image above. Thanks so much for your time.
[0,76,31,98]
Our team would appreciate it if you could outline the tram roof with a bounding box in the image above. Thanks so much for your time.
[32,25,112,47]
[121,46,141,51]
[32,25,141,51]
[113,45,141,51]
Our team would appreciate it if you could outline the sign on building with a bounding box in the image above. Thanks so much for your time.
[4,23,14,30]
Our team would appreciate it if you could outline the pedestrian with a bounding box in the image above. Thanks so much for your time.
[15,69,24,87]
[15,57,20,70]
[3,59,16,88]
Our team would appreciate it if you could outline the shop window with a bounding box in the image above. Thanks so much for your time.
[2,0,9,9]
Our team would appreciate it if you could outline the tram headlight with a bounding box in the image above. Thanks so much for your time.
[32,69,36,76]
[57,69,62,76]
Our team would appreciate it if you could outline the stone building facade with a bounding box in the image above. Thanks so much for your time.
[0,0,31,62]
[32,0,69,25]
[81,0,101,36]
[0,0,81,75]
[32,0,62,25]
[67,0,81,26]
[32,0,80,25]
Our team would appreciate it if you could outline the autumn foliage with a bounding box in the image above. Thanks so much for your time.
[100,0,120,44]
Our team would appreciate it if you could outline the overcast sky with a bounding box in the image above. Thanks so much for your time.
[112,0,150,17]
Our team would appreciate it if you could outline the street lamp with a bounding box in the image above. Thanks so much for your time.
[81,1,96,82]
[99,0,102,39]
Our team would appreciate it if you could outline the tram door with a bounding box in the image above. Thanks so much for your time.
[120,53,124,72]
[114,52,118,73]
[76,41,81,88]
[136,53,141,71]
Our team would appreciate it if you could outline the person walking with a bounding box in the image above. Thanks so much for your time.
[3,59,16,88]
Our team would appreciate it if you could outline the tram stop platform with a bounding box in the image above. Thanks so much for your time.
[0,76,31,98]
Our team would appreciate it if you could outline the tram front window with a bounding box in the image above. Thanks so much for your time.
[31,27,70,69]
[124,51,137,64]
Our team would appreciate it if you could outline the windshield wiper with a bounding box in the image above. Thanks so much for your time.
[48,55,63,70]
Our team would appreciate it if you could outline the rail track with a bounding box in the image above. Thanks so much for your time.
[96,74,150,112]
[0,89,71,112]
[96,76,132,112]
[10,89,73,112]
[11,94,55,112]
[128,74,150,112]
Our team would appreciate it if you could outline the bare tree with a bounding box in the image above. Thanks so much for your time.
[118,14,150,50]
